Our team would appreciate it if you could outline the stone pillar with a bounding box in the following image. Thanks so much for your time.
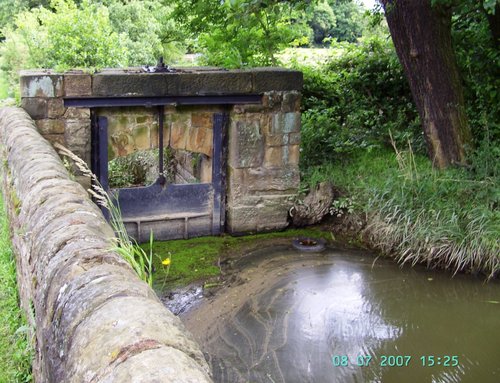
[226,90,301,233]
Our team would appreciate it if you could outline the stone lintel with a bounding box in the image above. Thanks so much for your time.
[20,68,302,99]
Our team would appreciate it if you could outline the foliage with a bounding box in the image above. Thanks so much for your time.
[0,194,33,382]
[173,0,311,67]
[0,0,185,97]
[106,0,184,65]
[108,148,175,189]
[297,37,422,170]
[308,1,337,45]
[451,0,500,147]
[325,0,366,43]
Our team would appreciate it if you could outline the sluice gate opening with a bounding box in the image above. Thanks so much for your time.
[20,67,303,241]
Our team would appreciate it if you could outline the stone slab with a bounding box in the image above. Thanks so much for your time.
[251,68,303,93]
[20,72,64,98]
[64,73,92,97]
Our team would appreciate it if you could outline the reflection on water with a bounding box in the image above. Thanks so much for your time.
[181,246,500,383]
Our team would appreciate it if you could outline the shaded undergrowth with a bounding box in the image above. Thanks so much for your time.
[305,148,499,279]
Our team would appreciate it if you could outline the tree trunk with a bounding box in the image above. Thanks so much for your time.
[484,3,500,49]
[380,0,472,168]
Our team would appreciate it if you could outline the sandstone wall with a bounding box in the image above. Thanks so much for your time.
[0,107,212,383]
[19,68,303,234]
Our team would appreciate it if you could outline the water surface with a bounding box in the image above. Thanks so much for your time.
[181,245,500,383]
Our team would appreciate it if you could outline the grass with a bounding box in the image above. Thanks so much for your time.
[0,193,32,382]
[144,228,333,291]
[0,74,8,100]
[303,148,500,278]
[55,143,155,287]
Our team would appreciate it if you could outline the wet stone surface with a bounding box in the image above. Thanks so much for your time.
[180,245,500,383]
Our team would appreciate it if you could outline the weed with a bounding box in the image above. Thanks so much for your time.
[55,144,155,286]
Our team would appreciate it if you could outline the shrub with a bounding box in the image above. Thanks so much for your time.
[297,37,423,170]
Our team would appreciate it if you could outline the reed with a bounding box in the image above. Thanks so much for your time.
[55,143,155,286]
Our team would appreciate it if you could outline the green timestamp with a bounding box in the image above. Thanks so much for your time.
[420,355,459,367]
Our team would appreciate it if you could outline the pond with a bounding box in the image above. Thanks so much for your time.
[178,245,500,383]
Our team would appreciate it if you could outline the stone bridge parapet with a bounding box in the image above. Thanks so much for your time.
[0,107,213,382]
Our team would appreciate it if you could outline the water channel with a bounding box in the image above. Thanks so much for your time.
[179,245,500,383]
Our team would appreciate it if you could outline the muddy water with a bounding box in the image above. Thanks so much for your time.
[181,245,500,383]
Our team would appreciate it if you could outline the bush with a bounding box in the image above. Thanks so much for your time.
[0,0,185,98]
[297,37,423,170]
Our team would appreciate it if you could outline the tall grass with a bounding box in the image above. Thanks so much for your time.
[55,144,155,286]
[0,193,32,382]
[0,77,8,100]
[305,148,500,279]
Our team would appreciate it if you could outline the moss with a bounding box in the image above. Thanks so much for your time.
[143,228,332,291]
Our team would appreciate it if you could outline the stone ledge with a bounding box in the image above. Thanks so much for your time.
[20,67,302,98]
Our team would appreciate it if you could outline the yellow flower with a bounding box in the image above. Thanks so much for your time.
[162,258,171,266]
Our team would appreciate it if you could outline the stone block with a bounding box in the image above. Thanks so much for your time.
[228,166,300,195]
[281,91,301,113]
[20,72,64,98]
[289,132,301,145]
[35,119,65,135]
[92,73,170,96]
[64,119,91,163]
[266,134,289,146]
[21,98,48,119]
[170,114,190,150]
[191,112,213,129]
[272,112,301,134]
[226,203,290,233]
[63,107,90,119]
[186,127,213,157]
[264,146,285,168]
[252,68,303,93]
[261,91,283,111]
[48,98,65,118]
[131,125,151,151]
[232,103,265,114]
[173,71,253,95]
[287,144,300,166]
[63,73,92,96]
[229,117,264,168]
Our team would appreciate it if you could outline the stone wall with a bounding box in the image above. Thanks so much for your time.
[0,107,212,383]
[19,67,303,234]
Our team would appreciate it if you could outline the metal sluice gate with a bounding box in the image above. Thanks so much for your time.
[64,94,261,241]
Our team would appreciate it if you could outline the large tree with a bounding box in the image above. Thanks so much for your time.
[379,0,472,168]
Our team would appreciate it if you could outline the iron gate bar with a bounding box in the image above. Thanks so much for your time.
[211,113,229,234]
[157,105,166,185]
[64,95,262,108]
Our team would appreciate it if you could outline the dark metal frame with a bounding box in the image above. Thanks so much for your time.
[71,95,260,240]
[65,95,261,108]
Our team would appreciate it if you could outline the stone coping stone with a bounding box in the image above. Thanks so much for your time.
[20,67,303,98]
